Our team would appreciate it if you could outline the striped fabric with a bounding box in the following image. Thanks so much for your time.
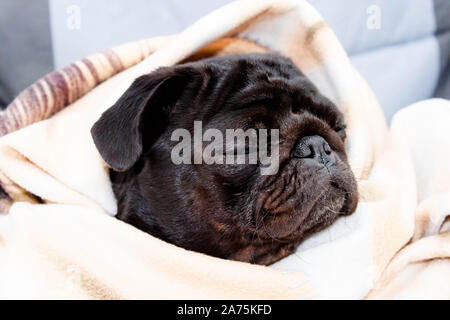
[0,39,166,136]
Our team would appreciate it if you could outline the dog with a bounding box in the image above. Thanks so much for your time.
[91,53,358,265]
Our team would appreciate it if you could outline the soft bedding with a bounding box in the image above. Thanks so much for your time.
[0,0,449,299]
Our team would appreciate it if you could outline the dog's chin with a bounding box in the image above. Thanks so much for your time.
[255,186,346,242]
[247,162,358,246]
[230,185,354,265]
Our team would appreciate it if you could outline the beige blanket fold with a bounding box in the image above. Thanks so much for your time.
[0,0,449,299]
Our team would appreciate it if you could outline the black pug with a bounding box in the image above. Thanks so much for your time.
[91,53,358,265]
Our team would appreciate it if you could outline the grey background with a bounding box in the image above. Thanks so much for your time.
[434,0,450,98]
[49,0,233,68]
[0,0,53,108]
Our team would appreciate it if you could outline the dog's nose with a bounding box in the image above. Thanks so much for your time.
[292,135,334,165]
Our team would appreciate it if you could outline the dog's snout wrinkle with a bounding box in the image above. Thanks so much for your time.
[292,135,335,166]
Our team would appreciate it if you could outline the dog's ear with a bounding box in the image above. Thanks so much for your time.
[91,66,195,171]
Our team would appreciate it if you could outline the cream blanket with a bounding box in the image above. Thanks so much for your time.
[0,0,449,299]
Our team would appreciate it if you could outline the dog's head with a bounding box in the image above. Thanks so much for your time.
[91,53,358,265]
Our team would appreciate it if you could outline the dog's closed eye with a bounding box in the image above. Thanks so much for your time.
[335,124,347,141]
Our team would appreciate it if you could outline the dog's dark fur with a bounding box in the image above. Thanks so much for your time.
[91,53,358,265]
